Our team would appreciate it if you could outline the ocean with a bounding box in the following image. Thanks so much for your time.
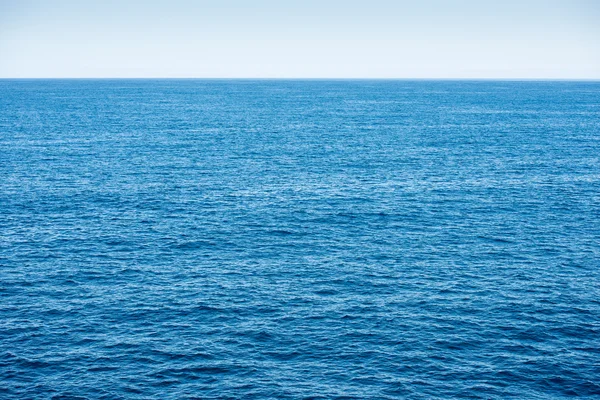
[1,79,599,398]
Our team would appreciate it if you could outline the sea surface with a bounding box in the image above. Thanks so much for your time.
[1,80,599,399]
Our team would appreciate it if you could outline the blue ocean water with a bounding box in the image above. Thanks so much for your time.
[0,79,599,399]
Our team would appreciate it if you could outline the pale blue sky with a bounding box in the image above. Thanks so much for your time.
[0,0,598,78]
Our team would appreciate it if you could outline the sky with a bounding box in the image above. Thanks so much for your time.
[0,0,599,78]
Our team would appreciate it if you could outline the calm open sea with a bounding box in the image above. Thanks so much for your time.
[1,80,599,399]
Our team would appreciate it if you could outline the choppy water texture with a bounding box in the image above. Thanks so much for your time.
[1,80,600,399]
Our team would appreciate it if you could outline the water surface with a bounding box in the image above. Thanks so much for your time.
[1,80,599,398]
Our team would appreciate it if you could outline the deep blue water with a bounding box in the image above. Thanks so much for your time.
[1,79,599,399]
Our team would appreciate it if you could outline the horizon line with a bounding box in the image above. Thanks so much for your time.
[1,77,600,82]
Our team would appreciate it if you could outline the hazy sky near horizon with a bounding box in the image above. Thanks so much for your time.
[0,0,599,78]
